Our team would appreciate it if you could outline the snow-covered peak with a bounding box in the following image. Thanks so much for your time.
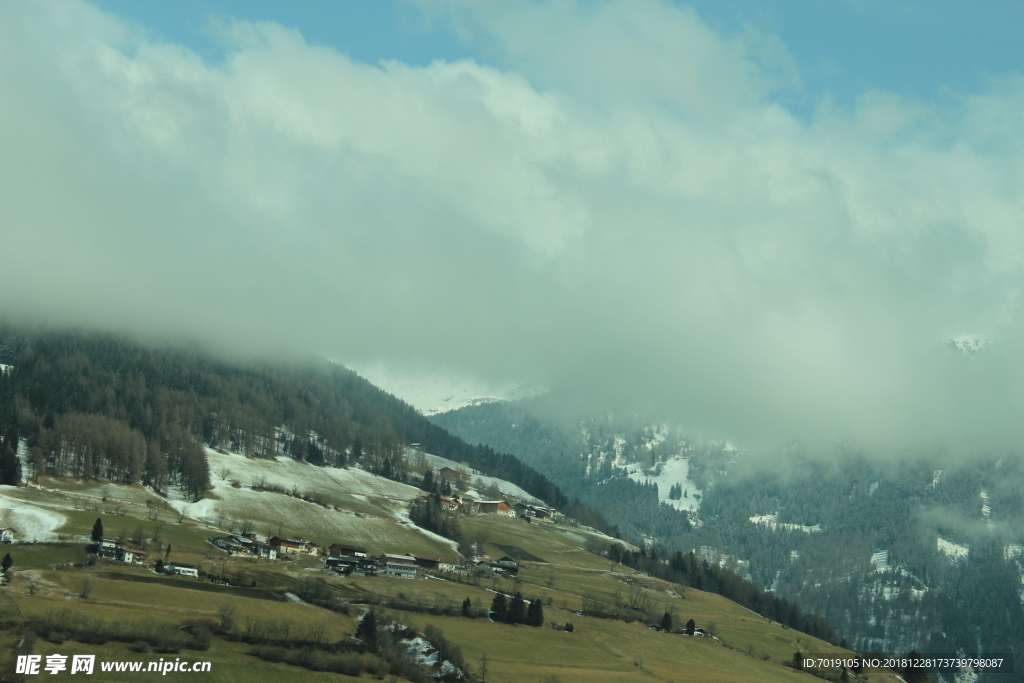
[344,363,544,415]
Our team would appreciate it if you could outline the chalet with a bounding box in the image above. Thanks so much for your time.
[165,562,199,577]
[437,467,469,486]
[409,554,439,570]
[269,537,319,556]
[476,500,515,517]
[212,537,245,553]
[253,543,277,560]
[118,548,147,565]
[0,528,15,544]
[408,554,461,572]
[378,553,418,579]
[514,503,552,519]
[326,554,377,576]
[490,556,519,576]
[328,543,368,558]
[326,555,360,575]
[96,538,123,560]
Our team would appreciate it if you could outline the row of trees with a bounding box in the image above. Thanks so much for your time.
[489,592,544,627]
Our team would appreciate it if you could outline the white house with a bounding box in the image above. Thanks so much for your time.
[165,562,199,577]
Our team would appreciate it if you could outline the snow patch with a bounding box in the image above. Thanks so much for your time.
[0,491,67,541]
[749,513,821,534]
[937,537,969,561]
[626,455,702,512]
[870,550,890,572]
[422,453,543,504]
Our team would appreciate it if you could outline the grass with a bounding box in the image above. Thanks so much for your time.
[0,543,87,570]
[31,637,365,683]
[0,479,906,683]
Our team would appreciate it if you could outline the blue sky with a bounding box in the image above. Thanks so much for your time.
[94,0,1024,112]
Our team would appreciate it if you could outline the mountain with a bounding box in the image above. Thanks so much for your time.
[433,400,1024,681]
[0,326,576,519]
[0,327,872,679]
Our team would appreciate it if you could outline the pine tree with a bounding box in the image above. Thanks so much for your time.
[91,518,104,543]
[462,596,472,617]
[508,591,526,624]
[661,611,672,632]
[490,593,507,622]
[0,441,20,486]
[527,598,544,626]
[685,618,695,635]
[356,611,378,651]
[1,552,12,573]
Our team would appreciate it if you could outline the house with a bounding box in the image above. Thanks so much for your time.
[269,537,319,556]
[326,553,376,575]
[212,537,244,553]
[476,500,515,517]
[353,557,378,577]
[328,543,368,558]
[378,553,418,579]
[0,529,15,544]
[253,543,277,560]
[165,562,199,577]
[514,503,552,520]
[437,558,462,573]
[409,554,439,570]
[437,467,469,486]
[96,538,123,560]
[490,556,519,576]
[326,555,361,575]
[118,548,147,565]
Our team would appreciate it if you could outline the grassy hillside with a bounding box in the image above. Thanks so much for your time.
[2,469,898,683]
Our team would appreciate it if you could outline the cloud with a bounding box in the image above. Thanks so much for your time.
[2,0,1024,454]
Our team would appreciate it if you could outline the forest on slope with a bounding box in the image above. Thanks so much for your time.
[0,326,580,519]
[433,400,1024,681]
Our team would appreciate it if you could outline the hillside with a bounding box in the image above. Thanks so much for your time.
[0,458,894,683]
[0,326,577,517]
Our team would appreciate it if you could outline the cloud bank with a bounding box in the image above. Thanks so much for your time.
[2,0,1024,453]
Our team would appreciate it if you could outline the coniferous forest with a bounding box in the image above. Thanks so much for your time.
[0,326,577,513]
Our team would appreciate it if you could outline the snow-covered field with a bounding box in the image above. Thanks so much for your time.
[0,489,67,541]
[625,455,702,512]
[203,448,422,507]
[155,449,458,555]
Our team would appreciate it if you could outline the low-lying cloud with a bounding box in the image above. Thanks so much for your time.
[3,0,1024,454]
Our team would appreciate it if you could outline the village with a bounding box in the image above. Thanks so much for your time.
[82,476,559,585]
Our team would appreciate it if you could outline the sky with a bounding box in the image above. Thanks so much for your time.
[2,0,1024,454]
